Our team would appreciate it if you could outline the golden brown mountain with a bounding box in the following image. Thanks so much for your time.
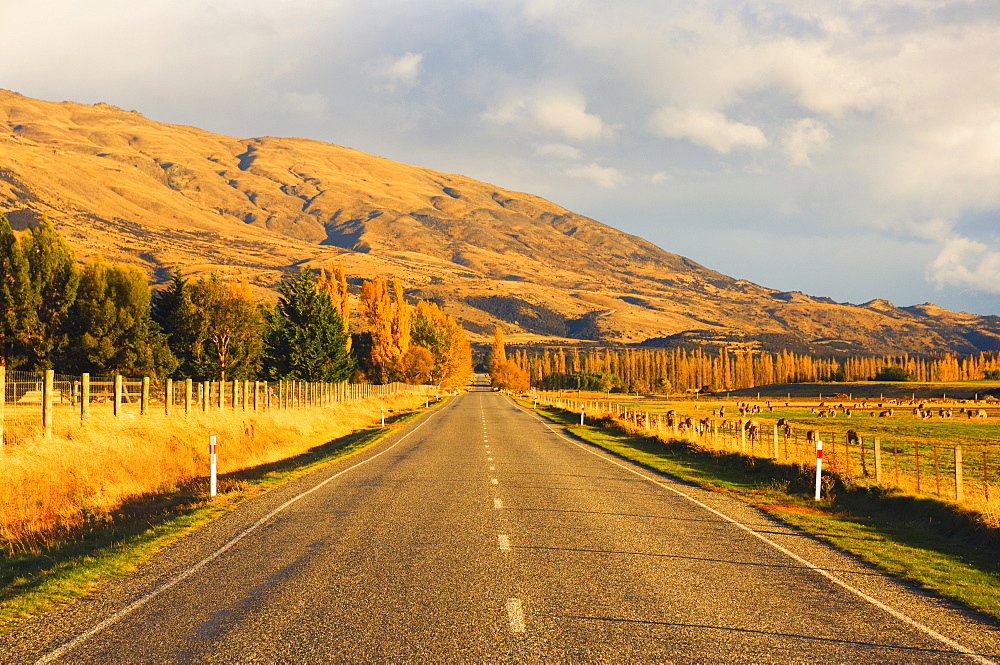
[1,89,998,354]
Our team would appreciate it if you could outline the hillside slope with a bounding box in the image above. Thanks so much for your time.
[1,89,998,354]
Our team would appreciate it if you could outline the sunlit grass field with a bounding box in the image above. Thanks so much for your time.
[536,381,1000,519]
[0,393,429,554]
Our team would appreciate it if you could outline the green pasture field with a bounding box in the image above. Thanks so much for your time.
[726,380,1000,401]
[546,382,1000,501]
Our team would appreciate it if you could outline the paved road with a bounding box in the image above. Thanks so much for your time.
[4,375,1000,663]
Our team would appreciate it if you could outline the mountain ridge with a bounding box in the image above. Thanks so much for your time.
[1,89,998,355]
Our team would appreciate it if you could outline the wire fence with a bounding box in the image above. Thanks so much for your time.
[533,392,1000,517]
[0,367,435,444]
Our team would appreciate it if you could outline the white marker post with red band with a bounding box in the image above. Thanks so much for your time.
[814,440,823,501]
[210,435,218,497]
[580,405,585,426]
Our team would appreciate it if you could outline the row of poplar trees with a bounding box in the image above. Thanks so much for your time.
[507,345,1000,394]
[0,214,471,387]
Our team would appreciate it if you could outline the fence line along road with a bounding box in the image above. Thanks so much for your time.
[532,392,1000,518]
[0,367,435,444]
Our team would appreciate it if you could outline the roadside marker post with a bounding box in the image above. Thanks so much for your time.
[814,440,823,501]
[580,405,585,426]
[381,407,385,428]
[209,436,218,497]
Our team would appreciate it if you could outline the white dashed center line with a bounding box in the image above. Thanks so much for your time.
[493,497,503,509]
[506,598,526,633]
[489,465,495,471]
[491,478,499,485]
[498,534,511,551]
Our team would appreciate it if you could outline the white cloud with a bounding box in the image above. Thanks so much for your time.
[928,235,1000,294]
[484,89,612,142]
[534,142,583,159]
[782,118,831,168]
[648,107,767,153]
[372,52,424,90]
[566,163,624,188]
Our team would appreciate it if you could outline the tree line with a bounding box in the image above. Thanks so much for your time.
[501,344,1000,393]
[0,214,471,388]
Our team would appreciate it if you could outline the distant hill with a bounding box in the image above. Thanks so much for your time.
[1,89,998,354]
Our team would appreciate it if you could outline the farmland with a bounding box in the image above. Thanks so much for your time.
[535,381,1000,515]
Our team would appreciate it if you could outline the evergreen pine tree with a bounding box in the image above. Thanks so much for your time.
[264,268,354,381]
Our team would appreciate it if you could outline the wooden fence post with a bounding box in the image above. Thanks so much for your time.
[81,373,90,424]
[893,444,900,488]
[42,369,54,437]
[983,452,989,505]
[955,447,964,502]
[165,378,173,416]
[114,374,123,417]
[873,437,882,482]
[0,365,5,445]
[772,424,779,459]
[202,382,208,412]
[141,376,150,416]
[185,378,192,415]
[218,380,225,409]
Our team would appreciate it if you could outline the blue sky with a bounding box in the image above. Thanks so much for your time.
[3,0,999,315]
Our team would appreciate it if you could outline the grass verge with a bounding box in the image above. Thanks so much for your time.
[0,404,435,633]
[527,402,1000,623]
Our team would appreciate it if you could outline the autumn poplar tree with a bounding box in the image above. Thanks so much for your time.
[489,326,528,391]
[318,261,352,351]
[410,299,472,388]
[358,277,412,383]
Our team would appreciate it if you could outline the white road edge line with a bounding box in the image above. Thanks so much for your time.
[514,399,995,665]
[506,598,526,633]
[498,534,512,551]
[35,406,447,665]
[493,497,504,509]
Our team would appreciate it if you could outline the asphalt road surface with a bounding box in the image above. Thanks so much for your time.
[4,374,1000,663]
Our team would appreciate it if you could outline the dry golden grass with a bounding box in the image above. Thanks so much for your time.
[0,394,426,552]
